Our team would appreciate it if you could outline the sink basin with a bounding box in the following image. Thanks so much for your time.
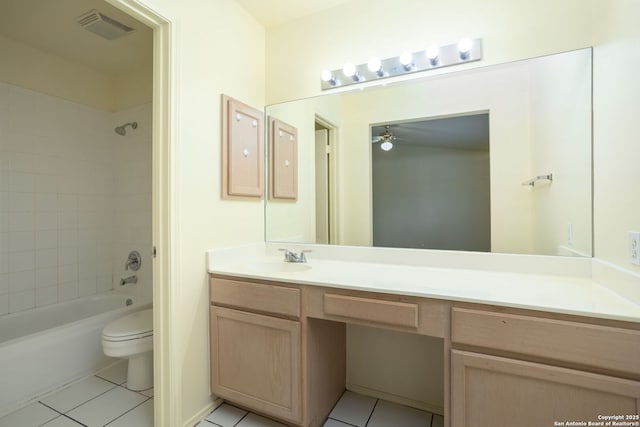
[245,261,312,273]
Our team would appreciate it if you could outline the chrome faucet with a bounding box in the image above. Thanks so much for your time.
[120,275,138,286]
[279,248,311,263]
[125,250,141,271]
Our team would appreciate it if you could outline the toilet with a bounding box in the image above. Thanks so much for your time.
[102,309,153,391]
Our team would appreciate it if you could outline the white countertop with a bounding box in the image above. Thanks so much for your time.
[207,243,640,323]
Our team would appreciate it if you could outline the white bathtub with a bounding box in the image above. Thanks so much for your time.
[0,292,152,415]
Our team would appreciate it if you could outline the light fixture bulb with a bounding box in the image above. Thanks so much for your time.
[343,63,357,77]
[399,51,413,70]
[321,69,333,82]
[426,45,440,65]
[380,141,393,151]
[458,38,473,60]
[367,57,383,76]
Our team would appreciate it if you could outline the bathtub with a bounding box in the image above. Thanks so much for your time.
[0,291,152,415]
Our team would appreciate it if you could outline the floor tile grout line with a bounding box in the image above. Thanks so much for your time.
[40,381,119,415]
[34,401,71,427]
[322,389,348,426]
[36,401,65,418]
[233,411,250,426]
[95,374,126,388]
[362,398,379,427]
[42,413,88,427]
[36,402,88,427]
[325,416,360,427]
[204,393,436,427]
[102,396,152,426]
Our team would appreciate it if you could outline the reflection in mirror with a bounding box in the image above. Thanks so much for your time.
[371,114,490,251]
[265,48,593,257]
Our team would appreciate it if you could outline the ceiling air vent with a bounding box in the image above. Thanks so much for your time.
[75,9,135,40]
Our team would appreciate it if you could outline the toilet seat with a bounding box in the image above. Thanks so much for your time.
[102,309,153,342]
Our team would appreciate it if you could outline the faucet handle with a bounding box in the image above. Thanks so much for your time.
[300,250,311,262]
[278,248,294,261]
[125,250,142,271]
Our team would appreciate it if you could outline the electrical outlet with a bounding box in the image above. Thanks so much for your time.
[630,231,640,266]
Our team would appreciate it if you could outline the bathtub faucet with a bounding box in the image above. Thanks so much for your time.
[120,275,138,286]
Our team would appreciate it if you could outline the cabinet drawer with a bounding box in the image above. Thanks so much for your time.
[210,277,300,318]
[324,293,418,329]
[452,308,640,375]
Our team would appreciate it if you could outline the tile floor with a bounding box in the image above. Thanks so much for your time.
[1,370,440,427]
[0,362,153,427]
[197,391,443,427]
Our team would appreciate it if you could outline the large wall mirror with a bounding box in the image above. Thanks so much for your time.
[265,48,593,257]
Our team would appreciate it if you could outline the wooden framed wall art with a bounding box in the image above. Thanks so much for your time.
[221,95,264,199]
[269,117,298,200]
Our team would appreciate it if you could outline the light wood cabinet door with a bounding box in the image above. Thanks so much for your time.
[451,350,640,427]
[211,306,302,423]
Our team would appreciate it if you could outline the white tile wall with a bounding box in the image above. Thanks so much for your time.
[0,81,152,314]
[112,104,153,302]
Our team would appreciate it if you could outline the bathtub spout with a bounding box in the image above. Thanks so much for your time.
[120,275,138,286]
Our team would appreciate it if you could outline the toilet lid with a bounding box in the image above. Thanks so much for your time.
[103,309,153,340]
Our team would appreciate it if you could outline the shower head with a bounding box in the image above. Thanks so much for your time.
[114,122,138,136]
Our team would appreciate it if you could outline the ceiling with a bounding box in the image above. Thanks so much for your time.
[372,114,490,152]
[0,0,352,76]
[235,0,353,27]
[0,0,153,76]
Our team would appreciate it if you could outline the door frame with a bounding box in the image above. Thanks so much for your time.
[106,1,177,425]
[314,115,339,244]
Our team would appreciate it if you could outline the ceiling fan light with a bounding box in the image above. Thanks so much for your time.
[380,141,393,151]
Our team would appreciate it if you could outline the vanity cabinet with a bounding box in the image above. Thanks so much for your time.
[450,307,640,427]
[210,276,346,427]
[209,272,640,427]
[211,306,302,422]
[210,277,303,423]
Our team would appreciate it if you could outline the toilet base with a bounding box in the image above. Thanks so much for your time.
[126,351,153,391]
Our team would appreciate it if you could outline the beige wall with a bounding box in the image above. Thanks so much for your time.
[529,50,592,257]
[161,0,638,422]
[265,99,321,243]
[12,0,638,424]
[265,95,342,243]
[0,34,151,112]
[266,0,593,104]
[121,0,266,424]
[263,0,603,414]
[336,66,534,252]
[592,0,640,273]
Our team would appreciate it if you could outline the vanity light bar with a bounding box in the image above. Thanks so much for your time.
[320,38,482,90]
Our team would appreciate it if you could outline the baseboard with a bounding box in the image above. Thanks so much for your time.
[183,398,222,427]
[346,383,443,416]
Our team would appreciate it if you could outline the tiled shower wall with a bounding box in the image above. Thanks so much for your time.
[0,81,152,315]
[112,104,153,303]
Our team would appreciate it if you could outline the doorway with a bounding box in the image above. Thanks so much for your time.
[315,116,337,244]
[0,0,173,424]
[371,113,491,251]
